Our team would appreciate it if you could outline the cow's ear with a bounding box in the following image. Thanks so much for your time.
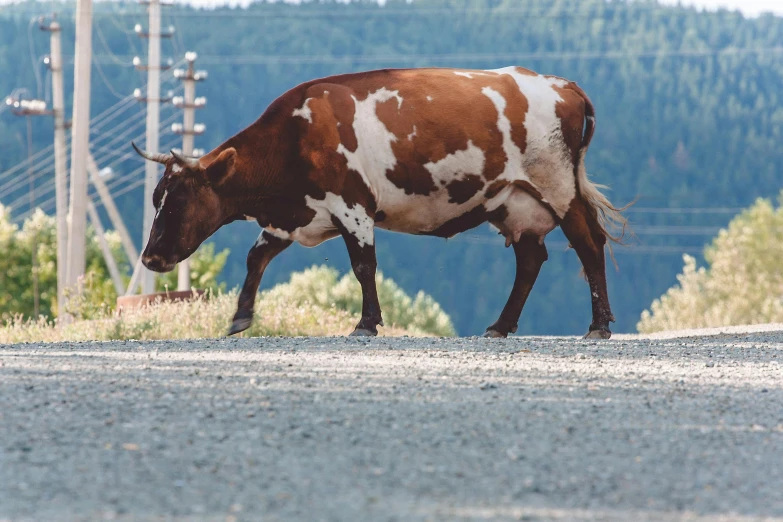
[205,148,237,187]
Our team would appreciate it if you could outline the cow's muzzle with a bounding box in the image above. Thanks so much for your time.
[142,253,177,273]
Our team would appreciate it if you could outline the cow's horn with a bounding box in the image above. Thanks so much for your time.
[170,149,201,169]
[131,141,171,164]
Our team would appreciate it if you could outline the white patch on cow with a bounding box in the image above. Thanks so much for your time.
[171,164,183,174]
[489,67,576,217]
[424,140,485,187]
[244,215,256,221]
[481,87,526,188]
[337,87,403,197]
[292,98,313,123]
[264,227,291,241]
[491,67,566,144]
[426,96,433,102]
[284,194,373,248]
[155,190,168,219]
[321,193,374,247]
[454,71,474,79]
[407,125,417,141]
[254,233,267,248]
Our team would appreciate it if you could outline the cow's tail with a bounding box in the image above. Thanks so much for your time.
[571,83,629,247]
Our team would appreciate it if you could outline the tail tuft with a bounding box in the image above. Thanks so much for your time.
[578,163,630,246]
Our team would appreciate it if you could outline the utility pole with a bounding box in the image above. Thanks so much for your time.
[67,0,93,295]
[5,96,51,318]
[40,15,68,315]
[86,199,125,295]
[87,153,139,265]
[172,51,206,291]
[135,0,174,294]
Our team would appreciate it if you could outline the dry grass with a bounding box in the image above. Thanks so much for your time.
[0,291,430,344]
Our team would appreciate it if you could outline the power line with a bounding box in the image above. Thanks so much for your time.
[0,60,185,187]
[13,136,180,222]
[5,107,182,212]
[625,207,745,214]
[84,4,740,19]
[94,22,135,67]
[76,46,783,67]
[93,57,129,99]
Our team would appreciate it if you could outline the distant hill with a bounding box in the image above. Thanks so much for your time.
[2,0,782,335]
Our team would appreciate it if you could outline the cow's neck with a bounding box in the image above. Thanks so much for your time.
[207,114,294,218]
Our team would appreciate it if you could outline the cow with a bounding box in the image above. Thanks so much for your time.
[133,66,625,339]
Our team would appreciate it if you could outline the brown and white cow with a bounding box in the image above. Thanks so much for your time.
[134,66,625,338]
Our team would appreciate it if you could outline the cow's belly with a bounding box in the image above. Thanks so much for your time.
[375,184,557,241]
[374,192,481,234]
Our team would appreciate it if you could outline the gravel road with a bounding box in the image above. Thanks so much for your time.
[1,334,782,521]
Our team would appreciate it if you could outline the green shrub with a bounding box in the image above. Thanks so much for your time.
[639,192,783,333]
[262,265,456,337]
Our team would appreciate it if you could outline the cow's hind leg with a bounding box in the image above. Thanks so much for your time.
[484,236,548,338]
[334,219,383,337]
[227,231,291,336]
[560,198,615,339]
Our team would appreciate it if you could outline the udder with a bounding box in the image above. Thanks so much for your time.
[491,188,557,247]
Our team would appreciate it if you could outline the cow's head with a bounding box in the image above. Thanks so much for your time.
[133,142,238,273]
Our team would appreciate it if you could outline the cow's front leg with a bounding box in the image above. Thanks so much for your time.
[484,235,548,338]
[228,231,291,336]
[333,216,383,336]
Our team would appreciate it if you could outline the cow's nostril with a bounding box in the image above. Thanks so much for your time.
[142,254,163,270]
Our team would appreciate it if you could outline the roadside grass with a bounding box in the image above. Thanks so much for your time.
[0,291,435,344]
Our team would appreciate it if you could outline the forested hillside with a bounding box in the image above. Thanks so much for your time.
[1,0,782,335]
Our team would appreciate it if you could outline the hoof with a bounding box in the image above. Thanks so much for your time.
[227,316,253,336]
[483,329,507,339]
[349,328,377,337]
[584,328,612,340]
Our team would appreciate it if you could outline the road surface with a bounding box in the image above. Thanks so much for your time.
[1,334,782,521]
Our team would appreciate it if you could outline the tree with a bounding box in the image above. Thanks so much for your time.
[638,192,783,333]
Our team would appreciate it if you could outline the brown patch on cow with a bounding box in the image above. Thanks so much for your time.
[481,132,507,181]
[375,97,412,142]
[257,197,317,234]
[484,179,509,199]
[426,204,507,238]
[344,168,376,214]
[386,163,438,196]
[296,94,345,192]
[321,84,359,153]
[514,67,538,77]
[367,69,515,192]
[552,82,586,167]
[505,90,528,158]
[446,174,484,204]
